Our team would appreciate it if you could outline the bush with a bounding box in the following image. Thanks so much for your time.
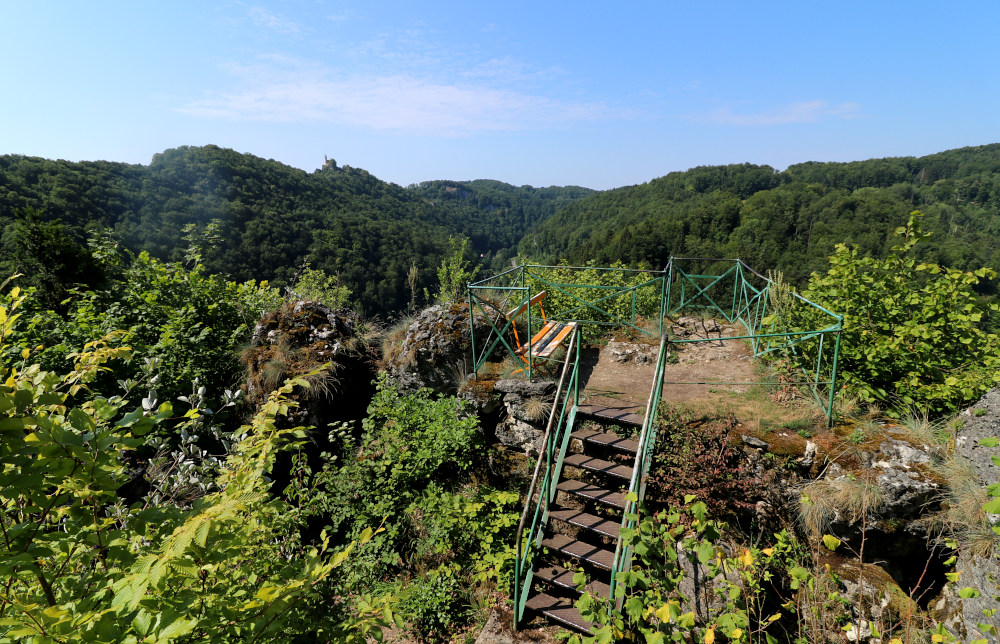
[781,211,1000,415]
[646,408,760,520]
[527,259,662,342]
[295,375,484,584]
[0,285,387,642]
[7,244,280,425]
[405,483,519,587]
[400,566,469,643]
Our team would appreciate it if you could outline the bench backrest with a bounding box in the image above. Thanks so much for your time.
[506,291,547,321]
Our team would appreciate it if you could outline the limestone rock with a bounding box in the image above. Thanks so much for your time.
[495,420,544,455]
[243,300,375,424]
[475,610,516,644]
[955,389,1000,494]
[875,468,939,519]
[941,388,1000,639]
[876,437,933,469]
[676,542,741,623]
[798,440,818,468]
[494,378,555,454]
[741,434,769,450]
[384,302,503,395]
[494,379,556,398]
[606,340,654,364]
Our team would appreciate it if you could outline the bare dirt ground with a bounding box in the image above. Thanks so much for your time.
[579,319,758,417]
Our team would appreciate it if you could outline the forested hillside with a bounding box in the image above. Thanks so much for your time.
[3,142,1000,642]
[6,143,1000,316]
[522,144,1000,293]
[0,146,591,315]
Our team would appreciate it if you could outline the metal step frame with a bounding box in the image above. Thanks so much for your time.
[513,334,670,633]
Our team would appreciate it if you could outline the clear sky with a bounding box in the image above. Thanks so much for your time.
[2,1,998,190]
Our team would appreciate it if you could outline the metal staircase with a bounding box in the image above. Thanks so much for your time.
[513,333,669,633]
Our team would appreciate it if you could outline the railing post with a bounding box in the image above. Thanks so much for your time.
[731,261,740,321]
[468,285,477,379]
[574,327,580,406]
[659,268,667,335]
[827,321,843,426]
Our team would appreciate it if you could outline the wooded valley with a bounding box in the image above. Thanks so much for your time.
[2,143,1000,643]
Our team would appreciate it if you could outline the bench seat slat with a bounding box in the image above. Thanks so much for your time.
[535,322,577,358]
[516,321,578,358]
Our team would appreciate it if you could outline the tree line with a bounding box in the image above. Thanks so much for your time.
[0,146,592,316]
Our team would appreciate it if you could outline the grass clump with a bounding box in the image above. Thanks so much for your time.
[799,474,884,537]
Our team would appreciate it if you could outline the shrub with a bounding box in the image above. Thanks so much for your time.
[400,565,468,643]
[781,211,1000,415]
[527,260,662,342]
[295,375,484,584]
[0,284,387,641]
[646,408,759,520]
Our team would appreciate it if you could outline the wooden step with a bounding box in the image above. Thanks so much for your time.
[564,453,633,480]
[558,479,626,509]
[550,508,622,539]
[571,429,639,454]
[577,404,644,427]
[525,592,592,634]
[535,563,611,599]
[542,533,615,570]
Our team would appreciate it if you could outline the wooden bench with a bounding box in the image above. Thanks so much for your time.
[506,291,578,367]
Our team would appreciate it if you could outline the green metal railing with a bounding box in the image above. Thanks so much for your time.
[469,264,667,380]
[608,334,669,604]
[665,258,843,424]
[512,325,582,628]
[493,258,843,630]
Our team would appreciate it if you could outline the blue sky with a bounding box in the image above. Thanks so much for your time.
[2,1,998,190]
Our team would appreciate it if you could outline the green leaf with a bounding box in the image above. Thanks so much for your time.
[978,437,1000,448]
[13,388,33,413]
[0,416,27,432]
[822,534,841,551]
[156,613,197,639]
[68,407,96,433]
[959,587,981,599]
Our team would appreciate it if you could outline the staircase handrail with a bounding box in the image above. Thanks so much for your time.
[512,325,581,629]
[608,334,669,603]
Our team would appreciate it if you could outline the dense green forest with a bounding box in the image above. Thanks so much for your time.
[522,145,1000,294]
[0,146,592,315]
[3,143,1000,642]
[6,144,1000,319]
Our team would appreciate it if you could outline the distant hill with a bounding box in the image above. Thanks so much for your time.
[4,143,999,315]
[521,144,1000,293]
[0,146,592,315]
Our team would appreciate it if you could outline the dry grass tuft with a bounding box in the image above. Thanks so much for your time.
[381,315,414,366]
[303,363,342,400]
[522,396,552,423]
[498,355,527,380]
[926,458,999,558]
[892,410,953,450]
[863,402,884,421]
[833,394,861,420]
[800,474,883,536]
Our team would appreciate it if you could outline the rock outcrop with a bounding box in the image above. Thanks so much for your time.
[939,390,1000,641]
[605,340,655,364]
[242,300,377,427]
[384,302,506,395]
[494,379,556,454]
